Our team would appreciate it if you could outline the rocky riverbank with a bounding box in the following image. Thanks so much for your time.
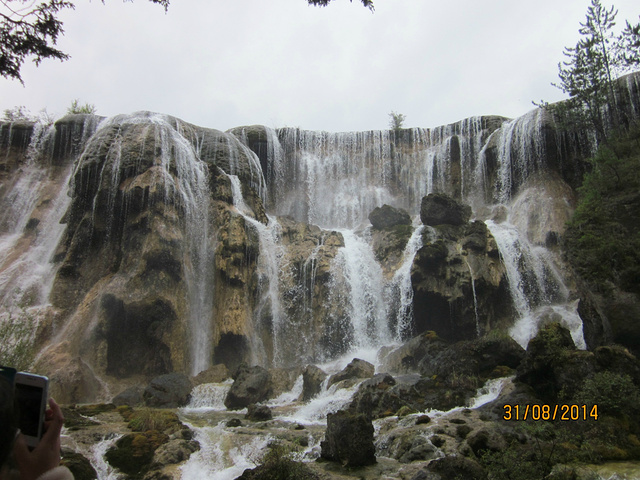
[56,322,640,480]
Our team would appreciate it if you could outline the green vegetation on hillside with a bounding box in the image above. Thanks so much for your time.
[564,124,640,294]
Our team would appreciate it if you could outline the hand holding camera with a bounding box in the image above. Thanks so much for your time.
[12,398,65,480]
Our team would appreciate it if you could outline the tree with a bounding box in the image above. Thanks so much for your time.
[1,0,169,84]
[389,111,406,131]
[2,0,373,84]
[308,0,374,11]
[545,0,640,145]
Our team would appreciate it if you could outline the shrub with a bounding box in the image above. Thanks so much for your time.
[67,99,97,115]
[574,371,640,418]
[0,307,36,371]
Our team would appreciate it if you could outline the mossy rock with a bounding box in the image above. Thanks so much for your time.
[61,407,100,430]
[105,430,169,477]
[61,450,97,480]
[127,407,182,434]
[396,406,417,417]
[74,403,116,416]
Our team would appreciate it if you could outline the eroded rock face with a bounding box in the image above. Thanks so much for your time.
[411,214,514,341]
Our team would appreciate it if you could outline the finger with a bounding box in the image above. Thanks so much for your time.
[41,398,64,443]
[12,432,30,466]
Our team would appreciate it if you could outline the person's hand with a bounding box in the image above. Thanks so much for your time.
[12,398,64,480]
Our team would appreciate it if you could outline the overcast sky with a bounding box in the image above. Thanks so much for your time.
[1,0,639,132]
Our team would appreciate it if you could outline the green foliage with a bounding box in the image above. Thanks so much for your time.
[541,0,640,144]
[0,307,36,371]
[565,124,640,293]
[388,111,406,131]
[574,371,640,418]
[67,99,97,115]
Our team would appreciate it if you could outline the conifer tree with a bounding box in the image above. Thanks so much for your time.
[546,0,640,145]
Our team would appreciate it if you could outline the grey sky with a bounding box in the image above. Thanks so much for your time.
[1,0,639,132]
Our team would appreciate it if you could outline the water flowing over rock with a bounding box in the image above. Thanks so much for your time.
[1,73,640,404]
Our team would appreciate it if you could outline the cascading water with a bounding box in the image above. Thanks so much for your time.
[331,230,390,351]
[0,117,100,309]
[386,222,425,340]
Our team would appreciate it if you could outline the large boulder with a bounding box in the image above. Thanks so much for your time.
[224,365,273,410]
[320,410,376,467]
[327,358,375,388]
[112,386,144,407]
[301,365,328,401]
[143,373,193,408]
[245,404,273,422]
[516,323,591,400]
[420,193,471,226]
[411,221,513,341]
[427,455,487,480]
[369,204,411,230]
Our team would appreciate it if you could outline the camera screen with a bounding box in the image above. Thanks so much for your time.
[14,383,44,437]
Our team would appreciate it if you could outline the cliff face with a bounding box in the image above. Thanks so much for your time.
[1,73,639,402]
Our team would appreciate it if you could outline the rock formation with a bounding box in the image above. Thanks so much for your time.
[0,73,639,403]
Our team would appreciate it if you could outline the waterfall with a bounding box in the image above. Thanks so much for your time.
[228,173,286,365]
[330,230,391,354]
[386,222,425,340]
[0,118,98,308]
[486,219,585,349]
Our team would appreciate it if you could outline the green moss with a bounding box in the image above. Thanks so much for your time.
[105,430,169,478]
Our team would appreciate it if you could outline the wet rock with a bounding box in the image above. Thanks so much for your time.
[61,407,100,431]
[246,404,273,421]
[151,438,200,467]
[269,367,302,398]
[327,358,375,388]
[411,220,513,341]
[113,386,144,407]
[466,427,507,456]
[301,365,327,401]
[427,455,487,480]
[398,436,438,464]
[321,410,376,467]
[61,450,97,480]
[516,322,588,400]
[143,373,193,408]
[369,204,411,230]
[420,193,471,226]
[226,418,242,428]
[192,364,230,385]
[224,364,272,410]
[105,431,169,477]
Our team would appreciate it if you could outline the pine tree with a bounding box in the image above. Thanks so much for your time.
[545,0,640,145]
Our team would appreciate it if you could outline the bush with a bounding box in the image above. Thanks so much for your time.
[67,99,97,115]
[236,442,318,480]
[0,307,36,371]
[574,371,640,418]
